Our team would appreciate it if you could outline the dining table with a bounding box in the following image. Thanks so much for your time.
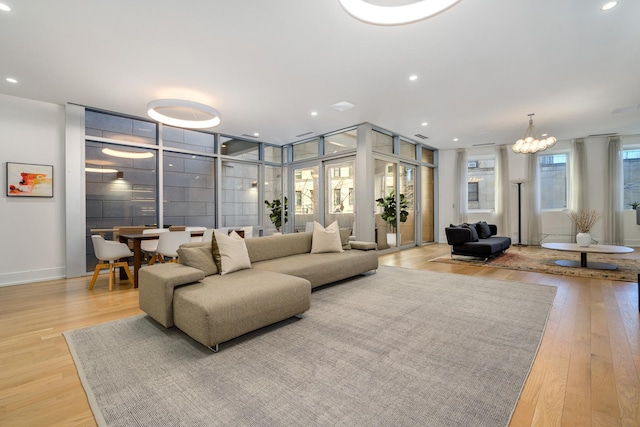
[119,230,204,287]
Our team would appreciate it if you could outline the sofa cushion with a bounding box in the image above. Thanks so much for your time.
[339,228,351,250]
[462,224,480,242]
[212,230,251,275]
[475,221,492,239]
[245,233,312,263]
[311,221,343,254]
[452,236,511,257]
[177,243,218,276]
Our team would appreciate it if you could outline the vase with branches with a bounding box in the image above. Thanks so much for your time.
[567,208,601,247]
[264,197,288,232]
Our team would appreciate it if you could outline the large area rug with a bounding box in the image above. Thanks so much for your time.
[64,266,557,427]
[431,245,638,282]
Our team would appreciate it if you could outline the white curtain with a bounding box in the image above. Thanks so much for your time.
[526,152,541,245]
[455,148,468,224]
[569,138,586,239]
[604,136,624,245]
[495,145,511,237]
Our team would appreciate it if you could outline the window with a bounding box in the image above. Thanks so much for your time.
[539,153,568,210]
[324,129,357,154]
[467,158,495,211]
[623,149,640,208]
[468,182,479,203]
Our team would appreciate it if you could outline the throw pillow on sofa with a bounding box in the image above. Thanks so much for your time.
[475,221,492,239]
[211,230,252,275]
[177,243,218,276]
[311,221,344,254]
[458,223,479,242]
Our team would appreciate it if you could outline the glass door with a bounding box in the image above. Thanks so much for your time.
[399,163,415,247]
[293,165,319,232]
[325,158,355,234]
[374,159,396,248]
[421,165,435,243]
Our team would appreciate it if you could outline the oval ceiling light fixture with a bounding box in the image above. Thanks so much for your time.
[147,99,221,129]
[601,1,618,11]
[338,0,463,26]
[0,3,11,12]
[102,148,154,159]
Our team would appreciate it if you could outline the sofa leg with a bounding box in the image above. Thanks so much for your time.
[208,344,219,353]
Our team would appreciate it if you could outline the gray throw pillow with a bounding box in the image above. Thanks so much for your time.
[462,224,480,242]
[476,221,492,239]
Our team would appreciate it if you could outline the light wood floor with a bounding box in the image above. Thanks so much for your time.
[0,244,638,426]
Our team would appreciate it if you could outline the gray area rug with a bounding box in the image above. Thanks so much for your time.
[64,266,557,427]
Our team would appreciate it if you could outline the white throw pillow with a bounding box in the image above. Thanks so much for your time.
[311,221,344,254]
[211,230,251,275]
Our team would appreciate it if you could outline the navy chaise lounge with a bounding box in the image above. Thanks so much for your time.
[445,221,511,260]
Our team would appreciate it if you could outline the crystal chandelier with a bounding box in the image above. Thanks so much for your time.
[512,113,556,154]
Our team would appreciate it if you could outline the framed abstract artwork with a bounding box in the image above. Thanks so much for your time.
[6,162,54,198]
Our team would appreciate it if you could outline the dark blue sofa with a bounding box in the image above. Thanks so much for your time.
[445,222,511,260]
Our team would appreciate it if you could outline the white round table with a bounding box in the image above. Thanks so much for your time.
[541,243,634,270]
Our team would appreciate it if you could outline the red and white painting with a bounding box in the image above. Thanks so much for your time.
[6,162,53,198]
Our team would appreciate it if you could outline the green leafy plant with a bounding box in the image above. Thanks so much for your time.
[375,191,408,232]
[264,197,288,231]
[630,201,639,210]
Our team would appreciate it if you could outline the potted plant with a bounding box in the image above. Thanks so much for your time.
[264,197,288,233]
[375,191,409,233]
[566,208,601,247]
[630,202,639,210]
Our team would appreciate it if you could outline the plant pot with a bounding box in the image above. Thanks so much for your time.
[576,232,591,247]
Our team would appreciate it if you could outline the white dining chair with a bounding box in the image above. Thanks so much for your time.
[90,235,134,291]
[141,228,169,264]
[201,228,214,244]
[185,226,207,242]
[151,231,191,264]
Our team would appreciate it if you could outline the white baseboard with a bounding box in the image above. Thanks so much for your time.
[0,267,66,287]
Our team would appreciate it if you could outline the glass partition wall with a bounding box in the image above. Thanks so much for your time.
[84,109,435,272]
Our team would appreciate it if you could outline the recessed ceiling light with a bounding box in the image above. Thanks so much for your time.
[311,111,318,116]
[409,75,418,81]
[453,138,459,142]
[0,3,11,12]
[6,77,17,83]
[253,133,260,137]
[421,122,428,126]
[601,1,618,11]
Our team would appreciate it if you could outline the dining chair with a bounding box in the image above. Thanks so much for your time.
[185,226,207,242]
[89,235,134,291]
[142,228,169,265]
[201,228,214,244]
[151,231,191,264]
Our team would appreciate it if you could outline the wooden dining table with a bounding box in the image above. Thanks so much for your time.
[119,231,204,288]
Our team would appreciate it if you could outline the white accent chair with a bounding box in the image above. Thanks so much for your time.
[185,226,207,242]
[90,235,134,291]
[152,231,191,264]
[141,228,169,264]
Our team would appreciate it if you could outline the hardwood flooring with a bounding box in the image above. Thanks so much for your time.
[0,244,638,426]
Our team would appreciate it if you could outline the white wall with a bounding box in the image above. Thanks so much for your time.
[0,94,66,286]
[438,137,640,246]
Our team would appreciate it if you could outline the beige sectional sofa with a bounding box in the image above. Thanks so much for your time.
[139,232,378,351]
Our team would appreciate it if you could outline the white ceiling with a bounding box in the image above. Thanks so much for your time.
[1,0,639,149]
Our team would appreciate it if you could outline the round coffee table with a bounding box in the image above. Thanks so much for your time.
[541,243,634,270]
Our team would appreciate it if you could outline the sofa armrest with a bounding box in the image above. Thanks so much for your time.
[350,241,377,251]
[445,227,472,245]
[139,263,205,328]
